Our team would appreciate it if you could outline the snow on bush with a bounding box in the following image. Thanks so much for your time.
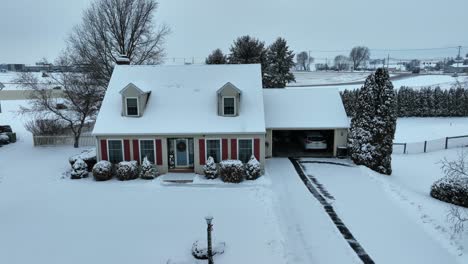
[0,133,10,144]
[92,160,113,181]
[203,156,218,179]
[245,155,261,180]
[139,156,157,180]
[430,177,468,208]
[191,240,225,259]
[116,161,139,181]
[219,160,244,183]
[70,158,89,179]
[69,149,97,172]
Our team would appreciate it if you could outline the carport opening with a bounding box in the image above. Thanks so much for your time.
[272,130,334,157]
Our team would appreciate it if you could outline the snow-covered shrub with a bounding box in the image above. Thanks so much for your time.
[69,149,97,172]
[70,158,89,179]
[203,156,218,179]
[431,177,468,208]
[92,160,113,181]
[219,160,244,183]
[245,155,261,180]
[139,156,157,180]
[116,161,139,181]
[0,133,10,144]
[191,240,225,259]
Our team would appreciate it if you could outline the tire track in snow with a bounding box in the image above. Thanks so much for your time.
[290,158,375,264]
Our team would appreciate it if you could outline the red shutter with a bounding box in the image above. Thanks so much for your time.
[230,139,237,160]
[123,140,131,161]
[132,139,140,163]
[100,139,108,160]
[199,139,205,165]
[254,138,260,160]
[222,139,228,160]
[155,139,163,165]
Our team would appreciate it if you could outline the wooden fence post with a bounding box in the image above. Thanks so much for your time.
[424,141,427,153]
[445,137,449,149]
[404,143,407,154]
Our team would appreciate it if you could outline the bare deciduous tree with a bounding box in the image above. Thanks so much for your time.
[334,55,350,71]
[68,0,170,85]
[349,46,370,70]
[296,51,310,71]
[16,55,104,148]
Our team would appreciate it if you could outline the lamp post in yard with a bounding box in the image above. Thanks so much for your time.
[205,216,214,264]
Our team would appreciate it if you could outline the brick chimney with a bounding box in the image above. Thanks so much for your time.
[116,54,130,65]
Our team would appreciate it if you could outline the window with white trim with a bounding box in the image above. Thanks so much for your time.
[206,139,221,163]
[222,97,235,116]
[238,139,253,163]
[108,140,123,163]
[140,140,155,163]
[126,98,139,116]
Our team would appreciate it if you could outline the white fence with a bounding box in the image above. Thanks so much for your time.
[393,135,468,154]
[33,135,96,147]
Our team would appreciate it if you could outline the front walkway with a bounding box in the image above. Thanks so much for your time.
[266,158,361,264]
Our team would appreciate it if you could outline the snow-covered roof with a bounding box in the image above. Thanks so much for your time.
[93,64,266,135]
[263,88,349,129]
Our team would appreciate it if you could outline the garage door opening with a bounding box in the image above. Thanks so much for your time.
[272,130,334,157]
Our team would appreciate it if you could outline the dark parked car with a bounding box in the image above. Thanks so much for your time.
[0,125,12,133]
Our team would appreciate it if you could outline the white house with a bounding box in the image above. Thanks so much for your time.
[93,64,349,174]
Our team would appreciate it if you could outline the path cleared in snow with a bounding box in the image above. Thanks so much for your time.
[266,158,361,264]
[302,162,460,264]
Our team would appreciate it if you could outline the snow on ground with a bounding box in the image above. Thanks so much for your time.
[0,99,363,264]
[0,99,287,264]
[395,117,468,142]
[291,71,374,86]
[296,74,468,91]
[302,156,467,264]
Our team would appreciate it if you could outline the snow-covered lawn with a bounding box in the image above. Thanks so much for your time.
[395,117,468,142]
[302,152,468,264]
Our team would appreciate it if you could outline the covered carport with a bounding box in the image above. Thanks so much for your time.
[263,88,350,158]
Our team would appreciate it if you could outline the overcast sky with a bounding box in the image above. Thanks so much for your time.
[1,0,467,64]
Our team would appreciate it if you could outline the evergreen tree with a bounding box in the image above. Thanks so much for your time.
[228,35,268,87]
[263,37,295,88]
[205,49,227,64]
[348,68,397,175]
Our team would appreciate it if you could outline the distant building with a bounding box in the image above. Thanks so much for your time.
[445,63,468,74]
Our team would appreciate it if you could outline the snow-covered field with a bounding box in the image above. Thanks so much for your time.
[291,71,374,86]
[291,73,468,91]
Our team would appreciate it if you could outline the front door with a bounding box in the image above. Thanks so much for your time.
[175,138,189,167]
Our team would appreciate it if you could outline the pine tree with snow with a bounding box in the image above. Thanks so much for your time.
[139,156,157,180]
[348,68,397,175]
[205,49,227,64]
[203,156,218,179]
[70,158,88,179]
[228,35,268,87]
[263,37,295,88]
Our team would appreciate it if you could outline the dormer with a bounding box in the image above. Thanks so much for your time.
[119,83,151,117]
[217,82,241,117]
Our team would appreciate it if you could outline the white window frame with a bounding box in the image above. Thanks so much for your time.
[222,96,236,116]
[107,139,124,163]
[139,139,157,164]
[237,138,254,162]
[125,97,139,116]
[205,138,222,163]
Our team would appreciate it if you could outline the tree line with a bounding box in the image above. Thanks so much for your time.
[341,84,468,117]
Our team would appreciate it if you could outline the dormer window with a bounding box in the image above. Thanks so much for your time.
[126,97,139,116]
[222,96,235,116]
[217,82,241,117]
